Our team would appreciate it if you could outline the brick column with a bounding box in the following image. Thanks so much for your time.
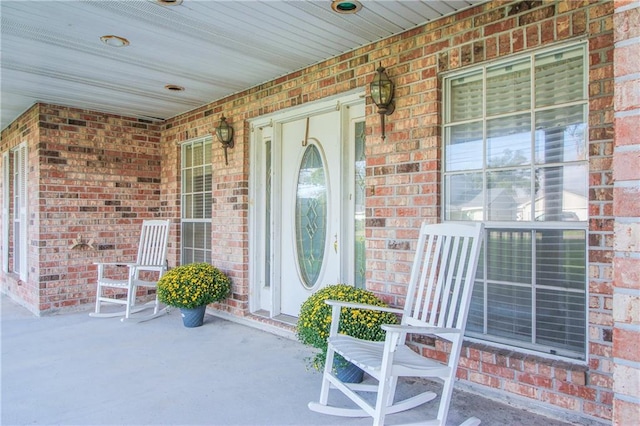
[612,1,640,425]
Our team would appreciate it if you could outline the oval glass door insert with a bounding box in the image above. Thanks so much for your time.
[295,144,328,288]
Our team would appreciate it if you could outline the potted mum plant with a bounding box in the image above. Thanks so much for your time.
[157,262,231,328]
[297,283,398,382]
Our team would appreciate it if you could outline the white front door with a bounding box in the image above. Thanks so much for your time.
[249,94,365,319]
[279,111,342,316]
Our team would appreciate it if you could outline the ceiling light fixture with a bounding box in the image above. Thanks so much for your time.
[164,84,185,92]
[100,35,130,47]
[331,0,362,14]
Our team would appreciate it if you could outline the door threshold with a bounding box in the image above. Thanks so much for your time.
[253,310,298,326]
[273,314,298,326]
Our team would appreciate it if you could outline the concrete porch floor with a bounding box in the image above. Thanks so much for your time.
[1,295,576,426]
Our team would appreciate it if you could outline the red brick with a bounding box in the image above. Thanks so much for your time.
[613,5,640,42]
[484,18,517,36]
[557,382,598,401]
[613,328,640,362]
[613,150,640,181]
[525,24,539,48]
[615,114,640,147]
[483,363,515,380]
[570,369,587,386]
[541,391,580,410]
[504,380,538,398]
[613,257,640,289]
[614,44,640,78]
[518,372,553,388]
[614,188,640,217]
[469,371,501,388]
[615,78,640,112]
[573,10,587,35]
[589,372,614,389]
[584,400,613,421]
[613,399,640,426]
[557,14,571,38]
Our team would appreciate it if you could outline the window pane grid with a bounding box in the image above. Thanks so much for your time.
[486,59,531,116]
[181,138,212,264]
[468,228,587,357]
[444,43,587,360]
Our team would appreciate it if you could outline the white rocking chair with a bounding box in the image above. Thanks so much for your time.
[309,222,484,426]
[89,219,170,323]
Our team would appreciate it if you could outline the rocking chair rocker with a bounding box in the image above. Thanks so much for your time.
[309,222,484,426]
[89,219,170,323]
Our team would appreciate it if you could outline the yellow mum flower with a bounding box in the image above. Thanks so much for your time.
[157,262,232,309]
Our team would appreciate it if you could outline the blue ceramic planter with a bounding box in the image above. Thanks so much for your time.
[334,359,364,383]
[180,305,206,327]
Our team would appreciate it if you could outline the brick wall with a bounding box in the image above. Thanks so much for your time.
[612,1,640,424]
[0,104,165,313]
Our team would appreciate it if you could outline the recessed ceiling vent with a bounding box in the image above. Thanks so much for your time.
[153,0,183,6]
[100,35,130,47]
[331,1,363,14]
[164,84,185,92]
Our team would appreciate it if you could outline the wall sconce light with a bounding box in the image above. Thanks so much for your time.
[214,114,234,165]
[369,63,395,140]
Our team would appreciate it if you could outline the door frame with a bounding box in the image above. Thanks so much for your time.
[248,90,365,318]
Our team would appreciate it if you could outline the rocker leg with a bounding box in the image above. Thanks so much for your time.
[94,287,102,314]
[386,376,398,407]
[436,373,456,425]
[125,284,136,319]
[373,376,393,426]
[318,346,337,405]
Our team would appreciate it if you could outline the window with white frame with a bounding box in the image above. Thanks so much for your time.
[2,143,28,280]
[181,137,212,264]
[443,43,588,360]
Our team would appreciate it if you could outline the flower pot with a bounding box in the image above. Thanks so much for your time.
[334,359,364,383]
[180,305,206,328]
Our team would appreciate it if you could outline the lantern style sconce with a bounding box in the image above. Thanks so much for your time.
[214,114,234,165]
[369,63,395,140]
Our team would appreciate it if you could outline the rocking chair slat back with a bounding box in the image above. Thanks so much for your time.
[404,222,483,333]
[137,220,170,266]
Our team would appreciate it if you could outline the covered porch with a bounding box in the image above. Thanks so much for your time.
[1,295,575,426]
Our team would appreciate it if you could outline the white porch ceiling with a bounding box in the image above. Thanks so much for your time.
[1,0,483,131]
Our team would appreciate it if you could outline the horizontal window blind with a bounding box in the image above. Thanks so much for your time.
[535,46,585,108]
[449,71,483,122]
[181,137,213,265]
[487,60,531,116]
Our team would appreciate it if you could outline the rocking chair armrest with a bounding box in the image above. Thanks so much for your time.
[93,262,165,269]
[325,300,404,315]
[131,264,167,268]
[94,262,166,279]
[93,262,136,267]
[381,324,462,336]
[325,300,403,338]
